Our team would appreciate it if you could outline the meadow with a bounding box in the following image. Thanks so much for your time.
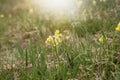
[0,0,120,80]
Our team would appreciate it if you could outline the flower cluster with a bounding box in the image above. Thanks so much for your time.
[45,30,62,47]
[115,22,120,32]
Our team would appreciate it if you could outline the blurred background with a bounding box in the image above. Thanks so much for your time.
[0,0,120,71]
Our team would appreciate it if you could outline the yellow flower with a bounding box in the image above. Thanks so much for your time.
[115,22,120,32]
[45,30,64,47]
[55,36,62,43]
[54,38,59,46]
[55,30,60,34]
[115,27,120,31]
[45,36,55,45]
[98,36,107,43]
[99,36,103,43]
[55,33,62,38]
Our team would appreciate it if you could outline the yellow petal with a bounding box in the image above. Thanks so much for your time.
[55,30,60,34]
[115,27,120,31]
[99,37,103,43]
[118,22,120,27]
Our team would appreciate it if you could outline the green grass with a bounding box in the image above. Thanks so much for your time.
[0,0,120,80]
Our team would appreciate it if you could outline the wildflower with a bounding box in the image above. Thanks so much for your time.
[54,38,59,46]
[55,30,60,34]
[115,22,120,32]
[55,30,62,42]
[55,36,62,43]
[55,33,62,38]
[45,30,63,47]
[98,35,107,43]
[99,36,104,43]
[45,36,55,46]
